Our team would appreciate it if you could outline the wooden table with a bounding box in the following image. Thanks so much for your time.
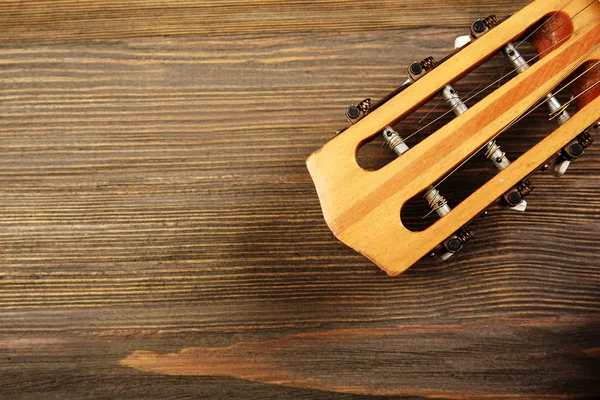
[1,1,599,398]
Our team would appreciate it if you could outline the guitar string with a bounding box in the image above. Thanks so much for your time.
[419,56,599,219]
[418,99,442,124]
[402,13,600,144]
[365,75,496,168]
[364,1,597,170]
[428,44,600,195]
[548,61,600,117]
[408,0,584,139]
[413,0,581,129]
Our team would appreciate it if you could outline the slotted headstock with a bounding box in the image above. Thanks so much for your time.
[306,0,600,276]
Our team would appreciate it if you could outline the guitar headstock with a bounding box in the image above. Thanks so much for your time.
[306,0,600,276]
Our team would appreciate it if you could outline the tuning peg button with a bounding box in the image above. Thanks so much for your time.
[437,227,474,261]
[408,61,427,81]
[503,180,533,211]
[551,130,593,176]
[454,35,472,49]
[345,98,373,123]
[471,20,488,37]
[346,105,361,120]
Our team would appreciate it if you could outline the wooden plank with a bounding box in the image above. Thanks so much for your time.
[1,0,600,398]
[0,0,526,41]
[121,317,600,398]
[3,318,600,398]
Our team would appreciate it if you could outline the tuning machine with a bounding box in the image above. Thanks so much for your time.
[502,180,533,211]
[470,15,498,39]
[435,227,474,261]
[345,98,373,123]
[550,129,594,176]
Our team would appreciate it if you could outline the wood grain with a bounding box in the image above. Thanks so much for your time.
[0,0,526,42]
[1,0,600,398]
[121,318,600,398]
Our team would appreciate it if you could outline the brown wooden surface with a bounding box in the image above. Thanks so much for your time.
[1,1,600,399]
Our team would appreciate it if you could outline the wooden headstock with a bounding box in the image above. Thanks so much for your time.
[306,0,600,276]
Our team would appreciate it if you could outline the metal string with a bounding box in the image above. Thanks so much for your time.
[429,44,600,192]
[402,13,600,144]
[418,68,505,125]
[415,0,587,127]
[366,0,598,173]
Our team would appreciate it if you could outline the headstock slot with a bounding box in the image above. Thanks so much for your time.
[567,60,600,109]
[355,94,455,171]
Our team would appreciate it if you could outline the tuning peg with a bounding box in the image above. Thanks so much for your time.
[456,15,499,48]
[437,227,474,261]
[345,98,373,123]
[407,61,426,81]
[502,180,533,211]
[550,130,594,176]
[345,105,361,120]
[470,15,498,39]
[470,19,489,38]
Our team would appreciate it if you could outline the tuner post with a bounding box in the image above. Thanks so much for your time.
[423,186,451,218]
[382,127,451,218]
[383,126,409,156]
[441,85,468,116]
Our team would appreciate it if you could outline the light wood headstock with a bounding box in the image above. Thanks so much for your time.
[307,0,600,276]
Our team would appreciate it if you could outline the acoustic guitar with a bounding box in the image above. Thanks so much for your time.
[306,0,600,276]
